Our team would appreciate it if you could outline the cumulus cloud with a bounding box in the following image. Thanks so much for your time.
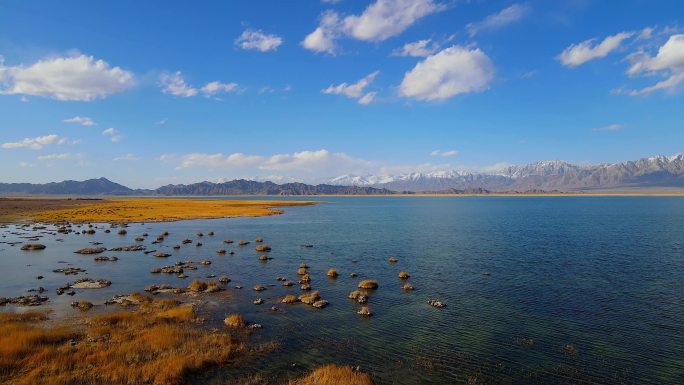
[177,153,263,169]
[593,123,624,132]
[430,149,458,157]
[175,149,378,182]
[160,72,238,98]
[63,116,96,126]
[235,29,283,52]
[400,45,495,101]
[160,71,197,97]
[102,127,122,142]
[466,3,530,37]
[626,34,684,95]
[358,91,377,105]
[302,0,444,54]
[201,81,238,96]
[37,152,72,160]
[557,31,634,67]
[322,71,379,104]
[302,11,343,54]
[0,54,133,101]
[113,153,138,161]
[392,39,439,57]
[2,134,60,150]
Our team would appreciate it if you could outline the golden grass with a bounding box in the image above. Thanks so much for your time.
[281,295,299,304]
[0,299,243,385]
[326,268,338,278]
[224,313,246,329]
[26,198,316,223]
[290,364,374,385]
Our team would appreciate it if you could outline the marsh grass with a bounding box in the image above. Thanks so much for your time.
[0,299,243,385]
[289,364,374,385]
[28,199,316,223]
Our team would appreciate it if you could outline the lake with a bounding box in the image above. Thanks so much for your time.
[1,196,683,384]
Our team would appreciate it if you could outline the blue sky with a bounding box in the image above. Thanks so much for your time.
[1,0,683,188]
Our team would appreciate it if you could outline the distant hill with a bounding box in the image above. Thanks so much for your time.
[0,177,133,195]
[0,178,393,196]
[154,180,394,195]
[1,154,684,195]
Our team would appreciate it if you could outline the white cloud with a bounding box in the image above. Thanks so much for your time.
[392,39,439,57]
[344,0,445,42]
[626,34,684,95]
[156,118,168,125]
[37,152,72,160]
[322,71,379,104]
[358,92,377,105]
[174,149,378,182]
[303,0,444,54]
[157,154,176,162]
[0,54,133,101]
[400,45,495,101]
[430,149,458,157]
[63,116,96,126]
[18,161,36,168]
[637,27,655,41]
[557,31,634,67]
[160,71,197,97]
[235,29,283,52]
[466,3,530,37]
[177,153,264,169]
[302,11,343,54]
[201,81,238,96]
[102,127,122,142]
[113,153,138,161]
[593,123,624,132]
[2,134,60,150]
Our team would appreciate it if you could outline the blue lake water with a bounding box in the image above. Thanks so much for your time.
[1,196,683,384]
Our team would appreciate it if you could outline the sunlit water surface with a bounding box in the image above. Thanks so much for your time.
[1,197,682,384]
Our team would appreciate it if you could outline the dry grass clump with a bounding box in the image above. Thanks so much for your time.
[298,291,320,305]
[297,267,308,275]
[398,271,410,279]
[255,245,271,252]
[0,299,242,385]
[224,313,246,329]
[28,199,316,223]
[188,280,208,292]
[326,268,338,278]
[358,280,378,289]
[281,295,299,304]
[290,364,374,385]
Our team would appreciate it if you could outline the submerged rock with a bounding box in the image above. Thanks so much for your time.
[312,299,329,309]
[358,280,379,289]
[71,278,112,289]
[427,299,446,308]
[21,243,46,251]
[74,247,107,254]
[255,245,271,252]
[53,267,86,275]
[357,306,372,316]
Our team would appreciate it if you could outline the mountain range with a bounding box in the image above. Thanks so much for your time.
[328,154,684,192]
[0,154,682,195]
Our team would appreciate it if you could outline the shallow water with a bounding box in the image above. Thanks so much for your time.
[1,196,683,384]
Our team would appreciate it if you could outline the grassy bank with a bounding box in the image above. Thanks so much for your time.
[0,198,316,223]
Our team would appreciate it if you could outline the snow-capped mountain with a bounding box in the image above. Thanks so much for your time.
[327,154,684,192]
